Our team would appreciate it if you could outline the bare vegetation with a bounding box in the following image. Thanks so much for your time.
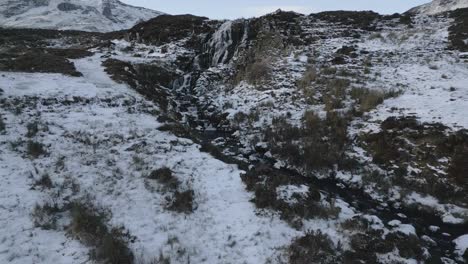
[26,121,39,138]
[297,66,317,90]
[351,87,401,113]
[148,167,180,190]
[0,114,5,132]
[0,50,83,77]
[245,59,273,86]
[264,110,351,172]
[167,190,195,213]
[324,78,349,111]
[27,140,47,159]
[32,203,60,230]
[448,143,468,189]
[241,165,339,226]
[70,202,135,264]
[288,231,341,264]
[158,123,194,139]
[361,117,468,205]
[33,173,53,189]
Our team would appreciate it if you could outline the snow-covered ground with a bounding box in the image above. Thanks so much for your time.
[1,4,468,262]
[409,0,468,15]
[0,0,163,32]
[359,16,468,130]
[0,144,89,264]
[0,55,302,263]
[454,234,468,260]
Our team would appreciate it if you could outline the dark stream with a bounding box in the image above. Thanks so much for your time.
[200,128,467,262]
[171,74,466,261]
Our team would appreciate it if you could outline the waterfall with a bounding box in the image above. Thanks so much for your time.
[209,20,233,66]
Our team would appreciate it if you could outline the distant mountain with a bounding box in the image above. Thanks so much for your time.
[0,0,163,32]
[408,0,468,15]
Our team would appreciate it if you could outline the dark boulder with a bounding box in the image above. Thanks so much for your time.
[57,2,81,12]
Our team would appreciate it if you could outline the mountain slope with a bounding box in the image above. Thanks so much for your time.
[1,3,468,264]
[0,0,163,32]
[408,0,468,15]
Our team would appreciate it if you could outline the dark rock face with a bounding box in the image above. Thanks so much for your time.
[102,0,113,20]
[102,58,180,112]
[0,28,103,49]
[0,50,83,76]
[311,11,381,30]
[128,15,212,46]
[57,2,81,12]
[248,10,304,43]
[449,8,468,52]
[2,0,49,17]
[0,28,97,77]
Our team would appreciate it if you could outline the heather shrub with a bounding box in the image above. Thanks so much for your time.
[149,167,180,190]
[26,121,39,137]
[168,190,195,213]
[33,173,53,189]
[288,231,341,264]
[31,203,60,230]
[27,140,46,158]
[0,114,5,132]
[245,59,272,86]
[297,66,317,90]
[448,145,468,188]
[265,111,350,171]
[70,202,134,264]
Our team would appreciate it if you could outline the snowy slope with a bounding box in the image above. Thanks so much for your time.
[1,6,468,263]
[0,0,163,32]
[0,54,304,263]
[408,0,468,15]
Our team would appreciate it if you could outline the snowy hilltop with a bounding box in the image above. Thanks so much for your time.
[0,0,163,32]
[408,0,468,15]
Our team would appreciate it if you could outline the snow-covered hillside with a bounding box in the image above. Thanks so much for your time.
[0,0,163,32]
[408,0,468,15]
[0,54,305,263]
[1,3,468,264]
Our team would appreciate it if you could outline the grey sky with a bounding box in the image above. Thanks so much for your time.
[121,0,431,19]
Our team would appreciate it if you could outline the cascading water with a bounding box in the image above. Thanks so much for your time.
[209,20,233,66]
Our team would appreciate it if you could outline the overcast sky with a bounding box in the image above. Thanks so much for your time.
[121,0,431,19]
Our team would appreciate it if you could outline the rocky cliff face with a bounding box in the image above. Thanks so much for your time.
[0,0,163,32]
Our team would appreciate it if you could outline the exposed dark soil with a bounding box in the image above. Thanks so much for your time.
[0,27,103,48]
[44,48,93,59]
[0,50,82,76]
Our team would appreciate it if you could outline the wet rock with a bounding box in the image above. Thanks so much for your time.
[57,2,82,12]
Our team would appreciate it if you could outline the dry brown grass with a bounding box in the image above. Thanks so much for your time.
[297,66,317,90]
[288,231,340,264]
[351,87,400,113]
[70,202,134,264]
[27,140,46,159]
[245,59,273,86]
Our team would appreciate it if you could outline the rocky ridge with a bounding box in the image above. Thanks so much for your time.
[0,0,163,32]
